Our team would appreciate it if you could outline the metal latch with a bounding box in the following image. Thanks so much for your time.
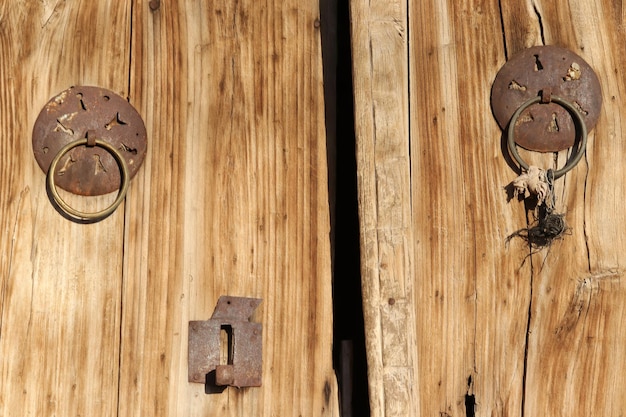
[188,296,262,390]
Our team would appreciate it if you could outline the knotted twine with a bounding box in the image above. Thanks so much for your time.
[507,166,568,248]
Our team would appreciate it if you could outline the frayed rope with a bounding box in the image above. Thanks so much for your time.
[511,165,553,209]
[507,167,569,248]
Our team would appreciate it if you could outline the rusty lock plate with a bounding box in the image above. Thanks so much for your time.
[32,86,147,196]
[189,296,262,389]
[491,45,602,152]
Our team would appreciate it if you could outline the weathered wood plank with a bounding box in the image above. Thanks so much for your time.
[409,1,531,416]
[0,2,130,417]
[349,0,418,415]
[355,0,626,414]
[119,1,338,416]
[352,0,533,415]
[501,0,626,415]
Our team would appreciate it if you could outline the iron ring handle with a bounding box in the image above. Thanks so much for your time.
[507,95,588,179]
[47,138,130,222]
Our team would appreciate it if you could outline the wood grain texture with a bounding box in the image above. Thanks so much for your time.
[501,1,626,415]
[351,0,626,415]
[350,0,419,415]
[354,0,626,415]
[0,2,130,417]
[351,0,529,413]
[410,0,531,415]
[0,1,336,416]
[119,1,338,416]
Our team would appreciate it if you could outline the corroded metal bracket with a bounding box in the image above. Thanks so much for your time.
[188,296,262,389]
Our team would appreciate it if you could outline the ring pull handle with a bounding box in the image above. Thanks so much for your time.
[507,94,588,179]
[47,137,130,222]
[491,46,600,247]
[33,86,147,222]
[491,45,601,153]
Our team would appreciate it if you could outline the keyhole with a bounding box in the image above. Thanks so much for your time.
[534,54,544,71]
[220,325,233,365]
[76,93,87,110]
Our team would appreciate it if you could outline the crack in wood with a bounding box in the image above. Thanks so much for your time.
[465,375,476,417]
[532,1,546,45]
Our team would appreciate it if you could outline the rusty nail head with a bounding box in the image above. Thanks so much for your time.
[491,45,602,152]
[188,296,262,389]
[32,86,147,196]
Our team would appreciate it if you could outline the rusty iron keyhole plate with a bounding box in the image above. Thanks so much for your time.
[491,45,602,152]
[33,86,147,196]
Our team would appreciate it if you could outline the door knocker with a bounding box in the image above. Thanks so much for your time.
[491,46,602,247]
[32,86,147,222]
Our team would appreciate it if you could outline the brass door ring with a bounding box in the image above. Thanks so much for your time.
[47,138,130,222]
[507,95,588,179]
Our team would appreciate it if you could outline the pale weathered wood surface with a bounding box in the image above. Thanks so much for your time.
[501,1,626,415]
[352,0,626,415]
[119,1,338,416]
[0,2,131,417]
[350,0,420,415]
[0,1,337,416]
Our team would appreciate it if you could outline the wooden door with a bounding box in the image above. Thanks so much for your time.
[0,1,338,416]
[351,0,626,416]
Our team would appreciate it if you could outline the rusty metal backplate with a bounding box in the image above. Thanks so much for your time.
[32,86,147,196]
[491,45,602,152]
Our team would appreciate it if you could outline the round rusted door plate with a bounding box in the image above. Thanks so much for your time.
[491,45,602,152]
[32,86,147,196]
